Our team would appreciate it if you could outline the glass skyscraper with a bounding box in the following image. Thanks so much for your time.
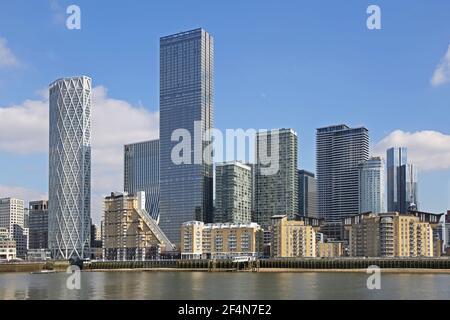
[298,170,317,218]
[316,125,370,225]
[124,139,160,220]
[254,129,298,228]
[159,29,214,245]
[48,76,91,260]
[386,147,419,213]
[358,157,386,214]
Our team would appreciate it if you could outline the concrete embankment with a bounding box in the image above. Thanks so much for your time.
[0,261,70,273]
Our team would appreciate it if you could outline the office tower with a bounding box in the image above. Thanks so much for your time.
[270,215,316,258]
[124,139,160,220]
[103,192,174,261]
[254,129,298,228]
[48,76,92,260]
[159,29,214,245]
[180,221,263,260]
[298,170,317,218]
[358,157,386,214]
[215,162,252,224]
[28,200,48,250]
[0,198,28,258]
[386,147,419,213]
[316,125,370,226]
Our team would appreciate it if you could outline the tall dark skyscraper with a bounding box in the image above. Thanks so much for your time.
[298,170,317,218]
[316,125,369,232]
[158,29,214,245]
[28,200,48,250]
[386,147,418,213]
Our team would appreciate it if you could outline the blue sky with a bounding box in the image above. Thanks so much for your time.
[1,0,450,222]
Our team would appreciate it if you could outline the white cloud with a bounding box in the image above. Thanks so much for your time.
[0,38,19,68]
[373,130,450,171]
[431,44,450,86]
[0,185,47,205]
[0,85,159,222]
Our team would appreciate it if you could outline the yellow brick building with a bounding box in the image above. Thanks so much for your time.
[180,221,263,259]
[347,212,433,257]
[103,192,175,260]
[270,215,316,258]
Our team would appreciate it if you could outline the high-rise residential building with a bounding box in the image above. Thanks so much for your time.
[0,227,16,261]
[159,29,214,246]
[254,129,298,228]
[48,76,92,260]
[386,147,419,213]
[316,125,370,233]
[270,215,316,258]
[28,200,48,250]
[0,198,28,258]
[358,157,386,214]
[103,192,175,261]
[215,162,252,224]
[124,139,160,220]
[345,212,433,257]
[180,221,263,260]
[298,170,317,218]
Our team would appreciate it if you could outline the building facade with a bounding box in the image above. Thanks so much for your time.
[317,242,343,257]
[254,129,298,228]
[0,198,28,259]
[386,147,419,213]
[298,170,317,218]
[28,200,48,250]
[358,157,385,214]
[215,162,252,224]
[48,76,92,260]
[270,215,316,258]
[124,139,160,220]
[0,228,16,261]
[103,192,174,261]
[180,221,263,260]
[346,212,434,257]
[159,28,214,246]
[316,125,369,238]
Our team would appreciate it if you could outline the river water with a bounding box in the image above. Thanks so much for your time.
[0,271,449,300]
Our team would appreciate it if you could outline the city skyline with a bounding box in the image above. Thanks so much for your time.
[1,1,450,224]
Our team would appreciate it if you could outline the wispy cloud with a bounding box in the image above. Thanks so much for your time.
[431,44,450,86]
[0,37,19,68]
[49,0,66,25]
[0,85,159,221]
[373,130,450,171]
[0,185,47,204]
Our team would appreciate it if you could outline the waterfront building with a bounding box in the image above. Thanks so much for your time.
[124,139,160,220]
[345,212,434,257]
[358,157,386,214]
[386,147,419,213]
[26,249,52,261]
[159,28,214,245]
[445,211,450,252]
[0,228,16,261]
[0,198,28,258]
[317,242,343,257]
[103,192,175,261]
[316,125,369,238]
[215,162,252,224]
[180,221,263,260]
[28,200,48,250]
[298,170,317,218]
[270,215,316,258]
[48,76,92,260]
[254,129,298,228]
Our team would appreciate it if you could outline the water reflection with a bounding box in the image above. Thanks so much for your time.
[0,271,449,300]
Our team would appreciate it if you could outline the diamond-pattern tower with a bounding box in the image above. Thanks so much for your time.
[48,76,91,260]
